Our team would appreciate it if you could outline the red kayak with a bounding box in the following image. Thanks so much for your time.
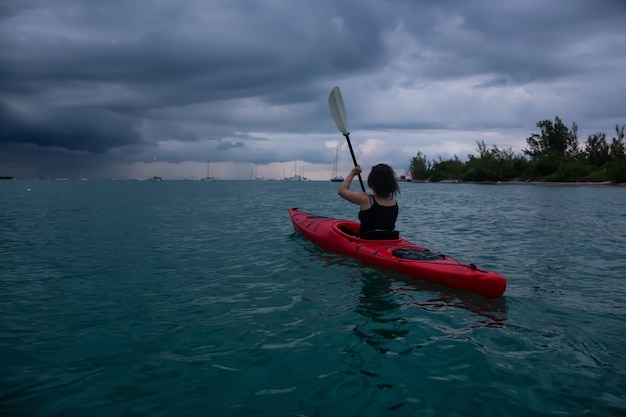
[289,207,507,298]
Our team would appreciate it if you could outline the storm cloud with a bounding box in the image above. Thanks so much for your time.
[1,0,625,178]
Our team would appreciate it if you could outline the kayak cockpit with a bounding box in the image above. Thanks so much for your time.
[362,229,400,240]
[334,222,401,241]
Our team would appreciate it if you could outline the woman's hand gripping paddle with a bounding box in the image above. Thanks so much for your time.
[328,86,365,192]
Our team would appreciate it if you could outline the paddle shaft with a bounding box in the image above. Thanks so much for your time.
[344,133,365,191]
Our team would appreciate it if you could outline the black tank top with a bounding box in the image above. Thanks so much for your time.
[358,195,398,236]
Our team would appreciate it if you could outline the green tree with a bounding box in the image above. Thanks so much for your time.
[409,151,431,180]
[524,117,579,160]
[583,132,610,166]
[609,124,625,160]
[569,121,580,158]
[430,156,463,182]
[549,160,594,182]
[464,141,497,181]
[464,140,528,181]
[607,160,626,183]
[524,156,560,179]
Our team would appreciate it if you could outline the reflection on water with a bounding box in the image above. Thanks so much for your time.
[356,271,400,320]
[354,271,408,353]
[351,269,508,353]
[393,273,510,328]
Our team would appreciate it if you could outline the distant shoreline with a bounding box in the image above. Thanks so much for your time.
[407,179,625,186]
[1,177,624,185]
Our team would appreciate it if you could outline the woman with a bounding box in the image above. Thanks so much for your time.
[338,163,400,238]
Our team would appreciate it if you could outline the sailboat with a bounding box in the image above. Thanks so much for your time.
[330,147,344,182]
[251,163,264,181]
[203,162,219,181]
[284,162,305,181]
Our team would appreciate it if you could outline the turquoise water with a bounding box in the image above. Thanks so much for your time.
[1,180,625,416]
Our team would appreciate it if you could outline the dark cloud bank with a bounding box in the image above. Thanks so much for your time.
[1,0,625,177]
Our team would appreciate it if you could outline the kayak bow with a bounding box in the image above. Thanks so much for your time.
[289,207,507,298]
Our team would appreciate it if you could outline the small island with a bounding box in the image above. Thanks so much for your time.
[408,118,625,184]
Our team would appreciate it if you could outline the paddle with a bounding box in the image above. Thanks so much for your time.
[328,86,365,192]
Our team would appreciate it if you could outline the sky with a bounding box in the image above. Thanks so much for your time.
[1,0,625,180]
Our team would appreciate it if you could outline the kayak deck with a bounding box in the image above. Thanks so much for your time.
[288,207,507,298]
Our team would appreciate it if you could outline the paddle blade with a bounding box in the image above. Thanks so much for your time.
[328,86,349,135]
